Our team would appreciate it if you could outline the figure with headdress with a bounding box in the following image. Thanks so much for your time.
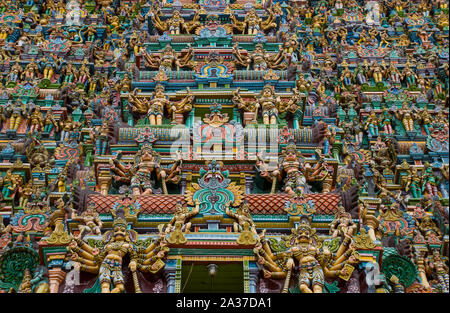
[226,201,257,236]
[109,145,166,196]
[254,216,359,293]
[329,205,357,239]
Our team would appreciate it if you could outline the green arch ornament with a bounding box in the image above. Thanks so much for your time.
[381,255,417,288]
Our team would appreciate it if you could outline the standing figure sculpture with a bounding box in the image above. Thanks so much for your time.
[394,103,417,132]
[110,145,165,196]
[255,216,359,293]
[71,203,103,239]
[128,85,194,126]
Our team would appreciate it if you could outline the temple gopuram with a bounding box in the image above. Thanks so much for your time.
[0,0,448,295]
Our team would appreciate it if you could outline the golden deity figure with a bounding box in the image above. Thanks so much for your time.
[110,144,180,196]
[28,106,44,133]
[394,102,417,132]
[230,7,277,35]
[274,145,331,197]
[151,9,201,35]
[164,200,200,235]
[8,60,22,82]
[43,108,58,134]
[142,44,195,72]
[254,216,359,293]
[416,215,442,243]
[18,180,33,208]
[21,59,39,81]
[68,208,137,293]
[71,203,103,239]
[402,63,418,87]
[226,201,257,236]
[329,205,357,239]
[296,74,312,93]
[77,60,91,85]
[258,84,283,125]
[233,43,286,71]
[128,84,194,125]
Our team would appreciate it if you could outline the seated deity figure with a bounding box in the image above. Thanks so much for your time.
[226,201,257,236]
[329,205,357,239]
[71,202,103,239]
[255,216,360,293]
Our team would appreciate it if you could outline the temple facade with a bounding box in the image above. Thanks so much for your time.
[0,0,448,294]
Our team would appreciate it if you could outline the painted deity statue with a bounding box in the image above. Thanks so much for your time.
[329,205,357,239]
[256,84,282,125]
[164,200,200,235]
[28,106,44,133]
[394,103,417,132]
[109,144,165,196]
[226,201,257,236]
[274,144,331,197]
[254,216,359,293]
[365,111,380,137]
[425,250,449,293]
[71,203,103,239]
[405,166,423,198]
[151,9,201,35]
[68,208,168,293]
[230,7,277,35]
[7,100,27,131]
[128,84,194,126]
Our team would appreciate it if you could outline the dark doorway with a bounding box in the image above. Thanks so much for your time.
[181,263,244,293]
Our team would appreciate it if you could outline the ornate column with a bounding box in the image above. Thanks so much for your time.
[164,258,182,293]
[48,268,67,293]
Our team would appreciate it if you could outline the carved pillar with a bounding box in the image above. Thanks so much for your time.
[48,268,66,293]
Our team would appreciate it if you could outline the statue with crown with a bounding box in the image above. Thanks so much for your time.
[67,207,169,293]
[254,215,360,293]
